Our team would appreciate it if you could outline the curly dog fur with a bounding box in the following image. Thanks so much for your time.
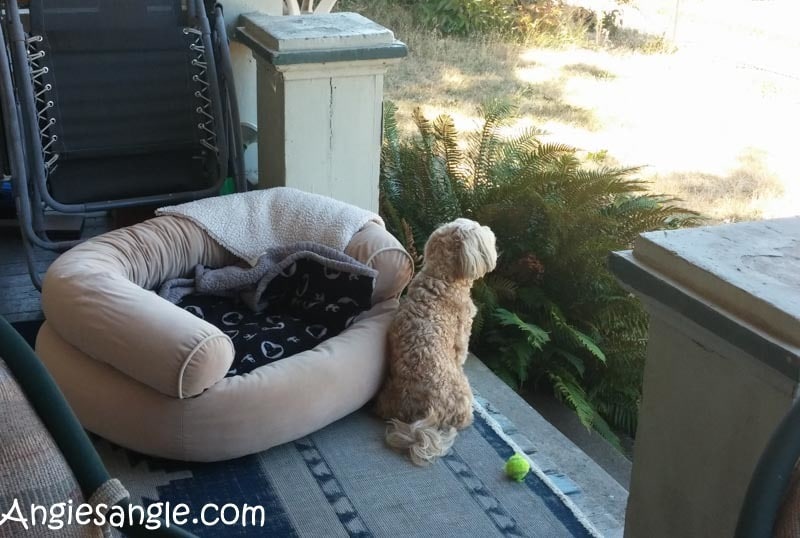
[374,218,497,465]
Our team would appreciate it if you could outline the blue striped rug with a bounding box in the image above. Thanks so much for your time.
[95,397,600,537]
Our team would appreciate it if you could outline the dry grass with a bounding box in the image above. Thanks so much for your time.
[339,0,799,223]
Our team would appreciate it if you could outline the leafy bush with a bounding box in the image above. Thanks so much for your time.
[414,0,517,37]
[406,0,592,43]
[379,101,699,446]
[515,0,589,43]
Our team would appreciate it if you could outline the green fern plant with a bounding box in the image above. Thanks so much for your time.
[379,101,699,446]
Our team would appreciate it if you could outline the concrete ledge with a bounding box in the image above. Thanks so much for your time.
[609,250,800,379]
[634,218,800,348]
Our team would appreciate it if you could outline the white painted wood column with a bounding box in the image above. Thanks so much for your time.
[610,218,800,538]
[237,12,406,211]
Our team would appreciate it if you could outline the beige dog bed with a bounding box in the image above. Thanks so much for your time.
[36,190,412,461]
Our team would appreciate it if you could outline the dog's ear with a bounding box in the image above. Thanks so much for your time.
[457,225,497,279]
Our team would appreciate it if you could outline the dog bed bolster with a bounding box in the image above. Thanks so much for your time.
[346,222,413,302]
[42,217,237,399]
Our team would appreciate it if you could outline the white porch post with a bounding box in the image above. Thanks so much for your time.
[610,217,800,537]
[237,12,406,211]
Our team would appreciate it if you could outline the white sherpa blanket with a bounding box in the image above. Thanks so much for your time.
[156,188,384,266]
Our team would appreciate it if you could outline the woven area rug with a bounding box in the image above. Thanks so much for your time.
[95,396,600,537]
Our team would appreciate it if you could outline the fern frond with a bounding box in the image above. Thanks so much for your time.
[554,348,586,377]
[471,100,514,189]
[534,141,577,161]
[588,410,624,451]
[432,114,467,187]
[400,219,422,268]
[549,371,622,449]
[548,371,595,429]
[382,101,400,159]
[412,107,435,143]
[494,308,550,350]
[483,274,518,302]
[568,327,607,363]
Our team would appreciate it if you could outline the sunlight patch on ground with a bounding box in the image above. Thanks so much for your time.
[376,0,800,223]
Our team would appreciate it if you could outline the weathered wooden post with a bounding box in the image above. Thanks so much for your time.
[610,217,800,537]
[237,12,407,211]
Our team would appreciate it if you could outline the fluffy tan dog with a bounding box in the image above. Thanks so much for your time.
[374,218,497,465]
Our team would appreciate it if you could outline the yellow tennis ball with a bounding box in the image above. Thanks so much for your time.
[504,453,531,482]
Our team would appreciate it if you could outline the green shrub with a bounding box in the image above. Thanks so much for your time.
[379,101,699,446]
[414,0,517,37]
[514,0,589,44]
[407,0,592,43]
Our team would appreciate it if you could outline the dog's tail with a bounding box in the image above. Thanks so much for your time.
[385,414,457,466]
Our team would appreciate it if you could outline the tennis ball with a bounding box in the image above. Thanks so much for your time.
[504,453,531,482]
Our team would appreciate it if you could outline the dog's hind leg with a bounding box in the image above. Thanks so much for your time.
[452,406,474,430]
[449,391,474,429]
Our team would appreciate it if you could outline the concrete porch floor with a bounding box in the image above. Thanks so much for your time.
[0,221,629,537]
[467,357,628,536]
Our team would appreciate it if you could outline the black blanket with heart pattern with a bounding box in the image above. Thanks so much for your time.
[177,257,375,377]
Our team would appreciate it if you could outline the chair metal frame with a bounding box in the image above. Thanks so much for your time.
[735,395,800,538]
[0,0,246,289]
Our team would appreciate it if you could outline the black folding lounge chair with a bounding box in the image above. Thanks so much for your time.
[0,0,246,288]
